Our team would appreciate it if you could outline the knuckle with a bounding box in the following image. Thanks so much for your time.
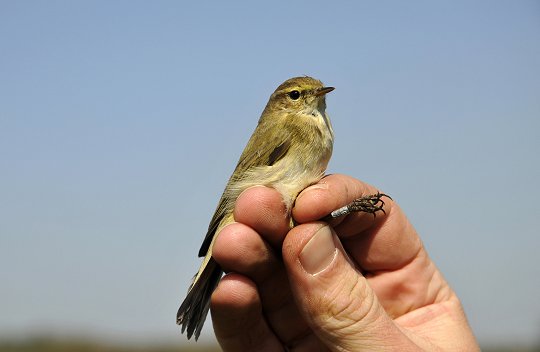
[312,275,378,337]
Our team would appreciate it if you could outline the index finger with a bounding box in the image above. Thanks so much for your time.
[292,174,421,272]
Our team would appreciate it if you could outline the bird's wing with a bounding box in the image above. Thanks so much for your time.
[198,119,293,257]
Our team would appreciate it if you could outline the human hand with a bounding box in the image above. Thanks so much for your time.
[210,174,479,351]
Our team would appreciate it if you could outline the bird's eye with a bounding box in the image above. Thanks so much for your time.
[288,90,300,100]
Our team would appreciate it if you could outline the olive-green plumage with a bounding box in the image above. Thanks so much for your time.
[177,76,334,340]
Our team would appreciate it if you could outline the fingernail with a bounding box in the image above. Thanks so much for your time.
[299,226,337,275]
[237,185,268,199]
[296,183,329,201]
[240,185,268,193]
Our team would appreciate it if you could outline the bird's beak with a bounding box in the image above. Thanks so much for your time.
[314,86,335,96]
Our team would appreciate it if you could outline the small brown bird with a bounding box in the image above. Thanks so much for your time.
[177,76,388,340]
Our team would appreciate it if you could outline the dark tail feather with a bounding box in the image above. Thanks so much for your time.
[177,257,223,340]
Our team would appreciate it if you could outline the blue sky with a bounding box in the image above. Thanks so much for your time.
[1,1,539,347]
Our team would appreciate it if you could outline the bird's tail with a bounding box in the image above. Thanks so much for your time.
[177,257,223,340]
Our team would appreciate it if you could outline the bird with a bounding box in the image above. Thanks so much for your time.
[176,76,388,340]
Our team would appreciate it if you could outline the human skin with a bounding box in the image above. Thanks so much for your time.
[209,174,480,351]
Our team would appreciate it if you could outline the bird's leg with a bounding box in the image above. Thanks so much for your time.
[326,192,392,220]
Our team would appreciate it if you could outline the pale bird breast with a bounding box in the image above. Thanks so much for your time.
[271,115,333,209]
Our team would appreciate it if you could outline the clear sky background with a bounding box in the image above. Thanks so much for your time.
[1,1,539,348]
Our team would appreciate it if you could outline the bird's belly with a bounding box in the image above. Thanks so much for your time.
[252,157,328,211]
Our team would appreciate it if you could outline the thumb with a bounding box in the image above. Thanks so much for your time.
[282,223,414,351]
